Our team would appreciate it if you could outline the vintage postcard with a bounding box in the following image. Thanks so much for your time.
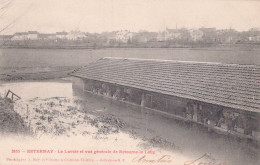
[0,0,259,165]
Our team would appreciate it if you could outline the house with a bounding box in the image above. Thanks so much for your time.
[156,31,166,41]
[248,29,260,42]
[11,32,28,40]
[47,34,57,40]
[11,31,40,40]
[38,33,57,40]
[216,29,240,44]
[67,31,86,40]
[56,32,68,39]
[27,31,39,40]
[71,57,260,140]
[189,29,203,41]
[115,30,133,43]
[157,28,191,42]
[156,29,182,41]
[199,28,217,42]
[164,28,182,40]
[249,36,260,42]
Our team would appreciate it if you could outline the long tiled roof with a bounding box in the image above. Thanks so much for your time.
[71,57,260,113]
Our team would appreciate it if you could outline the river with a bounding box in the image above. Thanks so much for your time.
[1,48,260,69]
[0,48,259,164]
[0,80,259,165]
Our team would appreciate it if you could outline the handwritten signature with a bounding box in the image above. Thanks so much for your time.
[184,154,226,165]
[132,153,226,164]
[132,155,172,163]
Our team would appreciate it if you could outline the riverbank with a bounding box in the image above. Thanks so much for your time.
[0,97,29,135]
[1,39,260,50]
[2,43,260,51]
[0,66,75,82]
[0,80,259,165]
[0,95,183,165]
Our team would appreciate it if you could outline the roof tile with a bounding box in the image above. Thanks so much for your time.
[72,57,260,113]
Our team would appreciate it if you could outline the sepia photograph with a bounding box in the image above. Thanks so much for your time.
[0,0,259,164]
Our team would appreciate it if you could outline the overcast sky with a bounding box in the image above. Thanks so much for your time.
[1,0,260,34]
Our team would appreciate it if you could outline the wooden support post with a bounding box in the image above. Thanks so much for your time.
[141,92,146,107]
[5,90,10,98]
[5,90,21,102]
[193,103,198,122]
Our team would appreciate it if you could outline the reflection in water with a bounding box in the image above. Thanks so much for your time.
[72,81,260,165]
[0,80,259,165]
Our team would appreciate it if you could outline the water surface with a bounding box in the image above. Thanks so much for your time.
[0,80,259,165]
[1,48,260,68]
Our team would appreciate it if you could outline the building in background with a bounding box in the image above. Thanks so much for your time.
[216,29,240,44]
[164,28,182,40]
[248,28,260,42]
[115,30,133,43]
[4,27,260,45]
[157,28,190,42]
[56,32,68,40]
[38,34,57,40]
[249,36,260,42]
[189,29,204,42]
[11,31,39,41]
[67,31,86,40]
[27,31,39,40]
[156,31,166,42]
[199,28,217,43]
[11,32,28,41]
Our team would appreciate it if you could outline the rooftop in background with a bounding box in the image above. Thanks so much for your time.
[56,32,68,35]
[28,31,39,34]
[72,57,260,113]
[14,32,28,35]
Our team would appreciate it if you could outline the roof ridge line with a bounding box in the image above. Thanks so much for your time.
[101,57,259,67]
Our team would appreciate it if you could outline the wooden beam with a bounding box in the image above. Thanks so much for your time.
[5,90,21,101]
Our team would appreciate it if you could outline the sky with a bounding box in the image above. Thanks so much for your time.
[1,0,260,34]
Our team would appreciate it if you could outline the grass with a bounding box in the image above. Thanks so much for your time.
[0,97,29,134]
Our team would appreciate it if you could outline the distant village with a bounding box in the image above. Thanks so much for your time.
[1,27,260,48]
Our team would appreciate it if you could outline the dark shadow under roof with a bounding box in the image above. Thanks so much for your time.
[71,57,260,113]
